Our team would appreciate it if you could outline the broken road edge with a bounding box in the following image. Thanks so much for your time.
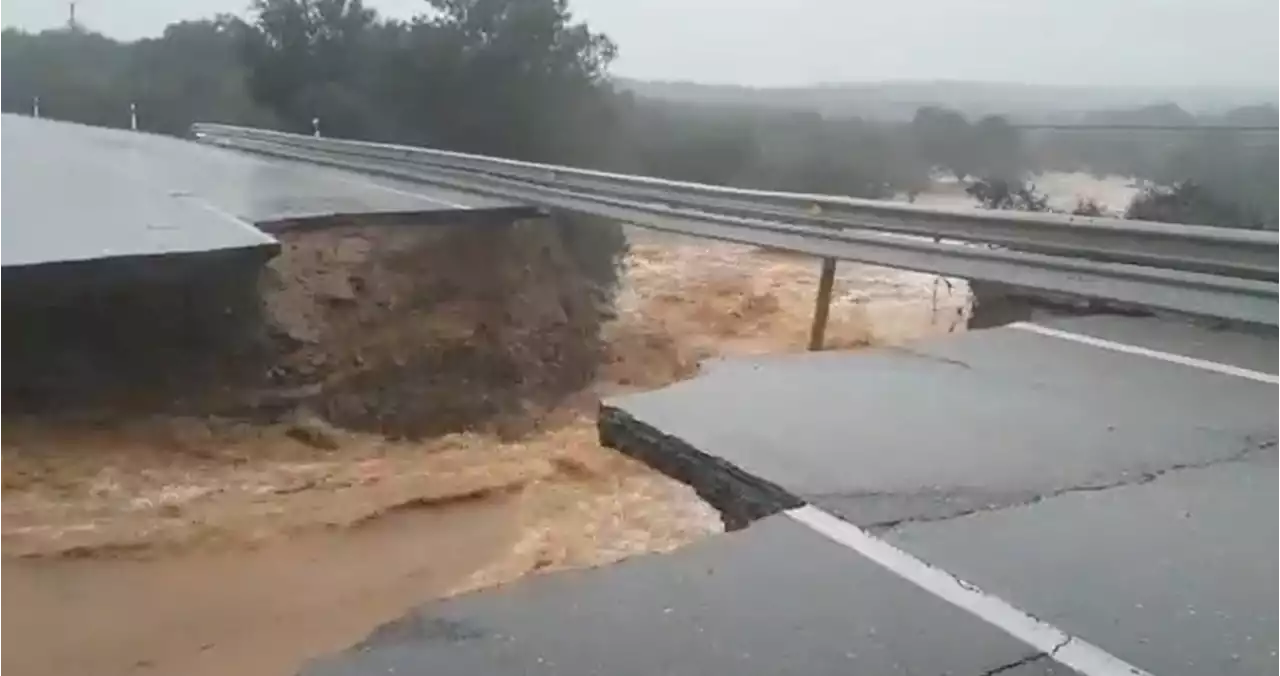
[597,403,803,530]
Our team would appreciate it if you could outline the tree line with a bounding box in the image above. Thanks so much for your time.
[1030,102,1278,228]
[3,0,1275,229]
[1,0,933,201]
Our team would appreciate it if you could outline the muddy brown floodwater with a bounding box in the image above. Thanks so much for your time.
[2,234,969,676]
[2,416,723,676]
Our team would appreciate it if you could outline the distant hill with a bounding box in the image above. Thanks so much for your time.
[615,78,1280,122]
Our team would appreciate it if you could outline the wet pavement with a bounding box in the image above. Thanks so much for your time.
[606,316,1276,529]
[1,115,510,267]
[600,314,1276,675]
[887,453,1277,675]
[1031,313,1279,374]
[302,514,1067,676]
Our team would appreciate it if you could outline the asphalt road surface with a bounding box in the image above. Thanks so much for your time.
[304,514,1070,676]
[606,314,1277,675]
[307,314,1276,676]
[1,114,512,268]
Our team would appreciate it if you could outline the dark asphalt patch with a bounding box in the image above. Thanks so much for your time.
[301,515,1046,676]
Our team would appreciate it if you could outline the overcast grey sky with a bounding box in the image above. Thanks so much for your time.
[3,0,1276,88]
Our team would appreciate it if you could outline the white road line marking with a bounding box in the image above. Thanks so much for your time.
[1009,322,1277,385]
[181,195,276,240]
[786,505,1151,676]
[324,170,473,210]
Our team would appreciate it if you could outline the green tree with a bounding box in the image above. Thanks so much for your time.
[1,27,133,127]
[1125,181,1271,230]
[1071,197,1106,217]
[129,19,277,135]
[395,0,617,161]
[234,0,378,135]
[964,178,1049,212]
[910,105,974,179]
[970,114,1025,181]
[1,23,274,133]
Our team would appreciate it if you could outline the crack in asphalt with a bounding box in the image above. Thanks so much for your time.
[1047,635,1072,658]
[834,436,1277,532]
[973,636,1072,676]
[975,650,1051,675]
[881,345,974,370]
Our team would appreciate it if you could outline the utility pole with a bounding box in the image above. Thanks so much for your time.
[33,96,40,118]
[68,2,77,30]
[130,102,138,131]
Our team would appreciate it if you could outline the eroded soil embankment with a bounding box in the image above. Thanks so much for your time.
[6,217,615,434]
[253,218,610,438]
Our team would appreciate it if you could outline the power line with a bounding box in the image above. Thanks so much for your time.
[1011,123,1278,132]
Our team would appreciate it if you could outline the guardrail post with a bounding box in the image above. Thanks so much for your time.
[33,96,40,118]
[808,257,837,351]
[130,102,138,131]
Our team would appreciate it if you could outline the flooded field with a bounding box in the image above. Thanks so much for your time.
[907,170,1142,215]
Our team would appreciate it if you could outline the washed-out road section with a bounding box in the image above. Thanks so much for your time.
[1,114,518,270]
[602,314,1277,675]
[306,314,1276,676]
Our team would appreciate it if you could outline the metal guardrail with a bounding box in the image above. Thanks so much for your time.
[192,123,1279,328]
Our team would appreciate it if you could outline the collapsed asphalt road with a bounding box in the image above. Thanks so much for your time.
[602,314,1276,675]
[303,314,1276,676]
